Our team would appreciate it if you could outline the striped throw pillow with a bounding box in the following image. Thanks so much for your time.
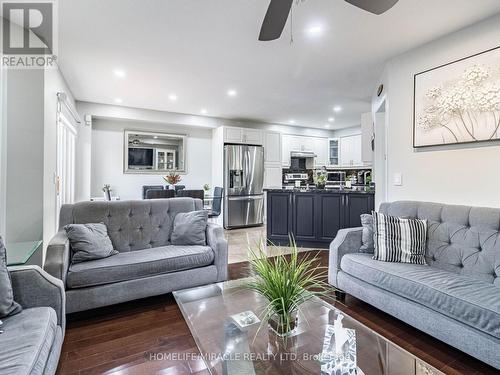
[372,211,427,264]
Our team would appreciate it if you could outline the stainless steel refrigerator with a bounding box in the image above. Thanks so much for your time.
[224,144,264,229]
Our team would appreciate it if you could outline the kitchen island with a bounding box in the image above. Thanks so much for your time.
[265,188,374,248]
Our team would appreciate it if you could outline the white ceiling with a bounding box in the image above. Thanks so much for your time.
[58,0,500,129]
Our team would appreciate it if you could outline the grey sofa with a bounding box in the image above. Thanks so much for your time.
[1,266,65,375]
[328,200,500,370]
[44,198,228,313]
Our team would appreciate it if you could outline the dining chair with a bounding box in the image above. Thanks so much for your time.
[176,189,204,201]
[207,187,223,218]
[142,185,164,199]
[145,189,175,199]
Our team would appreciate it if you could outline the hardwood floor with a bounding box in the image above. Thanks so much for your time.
[57,251,498,375]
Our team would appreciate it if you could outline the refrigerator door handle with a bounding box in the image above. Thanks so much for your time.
[227,196,263,201]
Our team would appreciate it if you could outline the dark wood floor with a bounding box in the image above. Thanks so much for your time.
[57,251,498,375]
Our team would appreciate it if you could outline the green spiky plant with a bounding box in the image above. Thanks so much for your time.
[245,237,335,337]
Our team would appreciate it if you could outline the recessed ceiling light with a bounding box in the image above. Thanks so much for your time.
[153,136,158,139]
[114,98,122,104]
[113,69,126,78]
[328,117,335,122]
[227,89,237,97]
[168,94,178,101]
[306,24,324,37]
[333,105,342,113]
[200,108,208,115]
[324,124,331,128]
[289,119,296,124]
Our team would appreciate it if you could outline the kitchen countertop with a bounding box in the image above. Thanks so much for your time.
[264,187,375,194]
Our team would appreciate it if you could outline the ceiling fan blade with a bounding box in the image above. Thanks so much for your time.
[345,0,399,15]
[258,0,293,41]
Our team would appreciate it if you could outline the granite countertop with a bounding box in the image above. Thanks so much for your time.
[264,188,375,194]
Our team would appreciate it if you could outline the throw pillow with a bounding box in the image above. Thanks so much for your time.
[359,213,374,253]
[171,210,208,246]
[65,223,118,264]
[372,211,427,264]
[0,237,22,318]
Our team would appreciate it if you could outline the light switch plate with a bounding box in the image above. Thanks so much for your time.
[393,173,402,186]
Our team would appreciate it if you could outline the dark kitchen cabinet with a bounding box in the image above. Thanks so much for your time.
[266,192,292,244]
[316,193,344,242]
[293,193,317,242]
[266,191,374,248]
[344,193,375,228]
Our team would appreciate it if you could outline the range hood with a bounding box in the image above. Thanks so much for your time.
[290,151,317,158]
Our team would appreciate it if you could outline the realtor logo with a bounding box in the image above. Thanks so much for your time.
[1,1,57,68]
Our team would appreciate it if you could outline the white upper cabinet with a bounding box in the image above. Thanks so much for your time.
[314,138,329,167]
[281,134,329,168]
[339,134,362,167]
[264,131,282,163]
[223,126,263,145]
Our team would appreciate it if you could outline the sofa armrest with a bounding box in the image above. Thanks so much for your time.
[328,227,363,288]
[8,265,66,332]
[206,222,228,282]
[44,229,70,286]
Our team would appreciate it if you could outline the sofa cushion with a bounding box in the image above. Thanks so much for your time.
[65,223,118,264]
[171,210,208,246]
[59,198,203,253]
[0,307,58,375]
[341,253,500,339]
[66,245,215,288]
[379,201,500,285]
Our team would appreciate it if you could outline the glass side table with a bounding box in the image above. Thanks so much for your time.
[6,240,43,266]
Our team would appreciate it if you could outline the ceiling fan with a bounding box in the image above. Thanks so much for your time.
[258,0,399,41]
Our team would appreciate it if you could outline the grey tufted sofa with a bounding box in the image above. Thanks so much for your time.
[44,198,228,313]
[328,200,500,369]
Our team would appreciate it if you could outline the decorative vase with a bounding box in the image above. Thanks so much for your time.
[268,311,298,337]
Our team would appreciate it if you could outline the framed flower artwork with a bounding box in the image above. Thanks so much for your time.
[413,46,500,148]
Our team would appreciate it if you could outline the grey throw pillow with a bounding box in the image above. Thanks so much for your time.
[65,223,118,264]
[171,210,208,246]
[0,237,22,318]
[359,213,374,253]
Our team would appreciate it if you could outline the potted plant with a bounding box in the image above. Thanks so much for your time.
[245,238,333,338]
[314,170,327,189]
[163,172,182,189]
[203,183,210,193]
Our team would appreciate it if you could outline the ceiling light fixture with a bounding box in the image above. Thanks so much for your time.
[324,124,331,128]
[306,24,324,37]
[333,105,342,113]
[289,119,296,125]
[113,69,126,78]
[153,136,158,139]
[200,109,208,115]
[328,117,335,122]
[168,94,178,101]
[227,89,237,97]
[114,98,123,104]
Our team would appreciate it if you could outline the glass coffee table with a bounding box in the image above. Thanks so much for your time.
[173,279,443,375]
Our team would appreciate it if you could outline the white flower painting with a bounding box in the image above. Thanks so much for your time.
[413,47,500,147]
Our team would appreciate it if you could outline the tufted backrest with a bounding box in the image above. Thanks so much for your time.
[379,201,500,286]
[59,198,203,252]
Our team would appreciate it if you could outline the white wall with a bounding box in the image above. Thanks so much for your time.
[374,13,500,208]
[5,69,44,244]
[91,119,212,200]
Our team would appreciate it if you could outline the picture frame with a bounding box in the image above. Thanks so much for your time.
[413,46,500,148]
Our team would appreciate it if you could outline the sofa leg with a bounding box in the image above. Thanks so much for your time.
[335,290,346,302]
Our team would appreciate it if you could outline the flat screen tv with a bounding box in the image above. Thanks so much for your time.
[128,148,153,168]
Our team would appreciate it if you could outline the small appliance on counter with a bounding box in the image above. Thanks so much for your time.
[326,171,346,188]
[283,173,309,189]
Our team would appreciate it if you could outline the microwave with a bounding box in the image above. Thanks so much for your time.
[326,171,346,185]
